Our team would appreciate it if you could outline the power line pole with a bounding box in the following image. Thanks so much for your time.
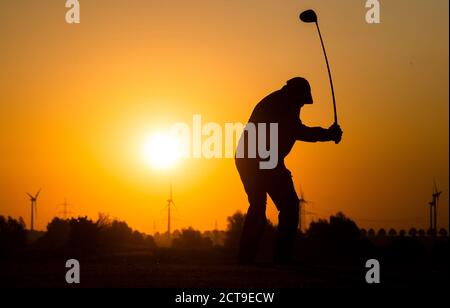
[58,198,73,219]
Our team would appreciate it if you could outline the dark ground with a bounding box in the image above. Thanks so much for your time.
[1,248,448,288]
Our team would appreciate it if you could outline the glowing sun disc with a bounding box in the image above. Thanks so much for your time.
[142,132,181,170]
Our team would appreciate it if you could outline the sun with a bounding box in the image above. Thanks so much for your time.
[142,132,182,170]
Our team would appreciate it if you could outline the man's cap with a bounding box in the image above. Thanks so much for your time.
[285,77,313,104]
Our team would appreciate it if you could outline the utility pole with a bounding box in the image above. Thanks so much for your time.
[58,198,72,219]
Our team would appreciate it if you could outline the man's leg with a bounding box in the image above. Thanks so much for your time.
[267,168,299,264]
[236,164,268,264]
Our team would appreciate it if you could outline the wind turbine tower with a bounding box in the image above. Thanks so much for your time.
[167,180,175,239]
[429,181,442,234]
[26,189,41,231]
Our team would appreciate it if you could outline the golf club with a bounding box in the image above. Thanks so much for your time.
[300,9,338,127]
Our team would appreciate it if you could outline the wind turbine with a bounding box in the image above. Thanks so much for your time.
[26,189,41,231]
[166,180,176,240]
[428,199,436,234]
[431,181,442,234]
[433,181,442,207]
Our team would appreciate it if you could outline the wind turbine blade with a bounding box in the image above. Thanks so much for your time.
[35,189,41,199]
[26,192,33,199]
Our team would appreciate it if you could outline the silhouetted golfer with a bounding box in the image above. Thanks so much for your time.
[236,77,343,265]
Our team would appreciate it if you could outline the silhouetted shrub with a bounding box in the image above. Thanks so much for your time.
[306,212,361,258]
[329,213,360,241]
[418,229,426,237]
[388,228,397,237]
[0,216,26,256]
[203,230,226,246]
[153,232,173,247]
[360,228,367,237]
[224,212,246,251]
[377,228,387,237]
[172,227,213,250]
[438,228,448,237]
[427,228,436,237]
[39,217,71,248]
[96,214,156,251]
[143,234,156,249]
[69,216,99,252]
[37,214,155,252]
[172,230,181,238]
[99,219,132,247]
[408,228,417,237]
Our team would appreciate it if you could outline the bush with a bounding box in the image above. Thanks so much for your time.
[69,216,99,252]
[0,216,27,256]
[172,227,213,250]
[40,218,71,248]
[306,212,361,258]
[224,211,246,251]
[97,214,156,251]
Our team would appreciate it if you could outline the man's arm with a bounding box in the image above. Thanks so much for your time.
[296,122,343,143]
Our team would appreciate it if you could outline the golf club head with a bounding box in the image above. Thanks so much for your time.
[300,9,317,23]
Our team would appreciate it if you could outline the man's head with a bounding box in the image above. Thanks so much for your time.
[282,77,313,105]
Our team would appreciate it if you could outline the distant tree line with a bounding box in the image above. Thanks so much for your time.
[0,214,156,256]
[360,227,448,238]
[1,211,448,262]
[38,214,156,253]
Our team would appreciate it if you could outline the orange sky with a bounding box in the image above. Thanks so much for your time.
[0,0,448,234]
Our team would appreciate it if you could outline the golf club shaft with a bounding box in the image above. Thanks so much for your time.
[315,22,338,125]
